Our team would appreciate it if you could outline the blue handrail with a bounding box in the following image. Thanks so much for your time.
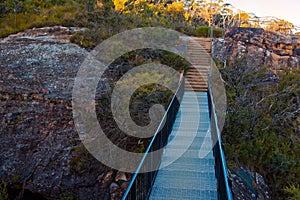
[208,83,233,200]
[122,74,185,200]
[208,60,233,200]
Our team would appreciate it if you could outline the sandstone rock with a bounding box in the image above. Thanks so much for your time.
[230,167,271,200]
[120,181,129,192]
[110,182,122,200]
[110,182,119,191]
[213,27,300,71]
[98,171,114,189]
[0,27,113,199]
[0,26,87,44]
[0,26,180,199]
[115,171,128,182]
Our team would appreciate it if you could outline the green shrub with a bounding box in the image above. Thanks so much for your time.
[213,28,223,37]
[60,192,76,200]
[0,2,81,38]
[285,185,300,200]
[0,180,8,200]
[195,26,210,37]
[70,29,111,48]
[195,26,223,38]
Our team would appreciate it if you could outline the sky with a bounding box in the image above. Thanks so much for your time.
[224,0,300,26]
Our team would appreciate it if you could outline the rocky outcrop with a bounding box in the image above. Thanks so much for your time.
[0,26,178,199]
[213,27,300,72]
[230,168,271,200]
[0,26,87,44]
[0,26,130,199]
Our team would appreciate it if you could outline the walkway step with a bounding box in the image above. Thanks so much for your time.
[175,109,209,115]
[185,87,208,92]
[185,87,208,90]
[150,187,217,200]
[187,68,210,71]
[161,157,215,172]
[185,82,208,85]
[186,79,208,82]
[151,170,216,190]
[166,138,213,151]
[169,130,210,136]
[188,53,210,57]
[185,79,208,82]
[185,85,208,89]
[163,149,214,159]
[186,71,209,74]
[175,113,209,121]
[172,124,210,131]
[185,80,208,84]
[179,100,208,104]
[189,60,210,64]
[185,89,208,92]
[186,73,209,76]
[187,66,210,69]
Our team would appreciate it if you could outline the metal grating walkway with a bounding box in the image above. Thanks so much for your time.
[149,92,217,200]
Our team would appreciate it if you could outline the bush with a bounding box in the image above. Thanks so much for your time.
[285,185,300,200]
[195,26,223,38]
[213,28,223,37]
[0,180,8,200]
[0,2,81,38]
[220,58,300,199]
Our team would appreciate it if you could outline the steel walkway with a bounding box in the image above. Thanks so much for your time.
[122,36,232,200]
[149,92,217,200]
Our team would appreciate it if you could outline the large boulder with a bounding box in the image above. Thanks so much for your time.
[0,26,129,199]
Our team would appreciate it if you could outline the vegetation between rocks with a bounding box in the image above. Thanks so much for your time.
[0,180,8,200]
[219,57,300,199]
[195,26,223,38]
